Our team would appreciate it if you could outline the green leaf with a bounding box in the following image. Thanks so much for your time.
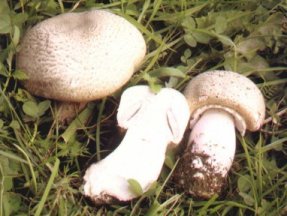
[9,120,20,130]
[166,77,179,88]
[0,1,10,14]
[192,31,212,44]
[45,0,59,12]
[215,16,227,33]
[184,49,192,58]
[0,156,21,192]
[144,181,158,196]
[181,49,193,65]
[3,176,13,191]
[0,62,8,77]
[239,192,255,206]
[13,88,33,102]
[149,82,162,93]
[23,101,39,118]
[12,12,28,27]
[184,34,197,47]
[216,34,235,47]
[164,150,175,169]
[69,141,84,156]
[38,100,51,116]
[149,67,187,78]
[0,14,11,34]
[142,73,162,93]
[13,70,29,80]
[22,100,50,118]
[58,140,84,157]
[12,25,20,46]
[182,16,196,29]
[237,175,251,193]
[0,158,13,191]
[2,192,21,216]
[0,119,3,128]
[128,178,143,196]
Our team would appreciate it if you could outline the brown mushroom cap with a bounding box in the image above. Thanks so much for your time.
[16,10,146,102]
[184,70,265,133]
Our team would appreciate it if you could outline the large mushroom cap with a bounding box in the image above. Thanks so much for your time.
[184,70,265,132]
[17,10,146,102]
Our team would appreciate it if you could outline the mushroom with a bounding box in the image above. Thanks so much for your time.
[16,10,146,122]
[173,70,265,199]
[83,85,190,204]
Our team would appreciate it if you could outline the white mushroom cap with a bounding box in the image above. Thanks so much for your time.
[16,10,146,102]
[184,70,265,134]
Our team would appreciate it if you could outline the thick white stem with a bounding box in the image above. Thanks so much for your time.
[190,109,236,175]
[83,86,190,204]
[83,127,170,203]
[174,108,236,198]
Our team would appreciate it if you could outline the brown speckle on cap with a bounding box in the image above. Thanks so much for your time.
[17,10,146,102]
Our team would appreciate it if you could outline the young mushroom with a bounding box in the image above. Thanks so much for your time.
[16,10,146,122]
[83,85,190,204]
[173,70,265,199]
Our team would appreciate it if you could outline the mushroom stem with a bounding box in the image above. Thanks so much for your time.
[175,108,236,198]
[83,126,171,204]
[83,86,190,204]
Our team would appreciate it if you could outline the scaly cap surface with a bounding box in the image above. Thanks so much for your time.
[184,70,265,133]
[17,10,146,102]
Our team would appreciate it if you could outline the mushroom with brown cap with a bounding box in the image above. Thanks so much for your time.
[16,10,146,121]
[83,85,190,204]
[173,70,265,199]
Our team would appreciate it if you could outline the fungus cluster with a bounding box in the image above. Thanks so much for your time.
[16,8,266,205]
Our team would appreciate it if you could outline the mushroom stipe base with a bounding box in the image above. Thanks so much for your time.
[173,143,227,199]
[86,192,121,205]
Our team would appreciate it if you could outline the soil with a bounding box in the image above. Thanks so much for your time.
[173,142,227,199]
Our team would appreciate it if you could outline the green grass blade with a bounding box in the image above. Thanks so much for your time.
[61,103,95,143]
[96,98,106,161]
[0,149,28,164]
[34,158,60,216]
[13,144,37,192]
[261,137,287,153]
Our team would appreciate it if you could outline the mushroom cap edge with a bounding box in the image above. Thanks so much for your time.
[184,70,265,132]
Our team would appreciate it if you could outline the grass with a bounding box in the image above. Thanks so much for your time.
[0,0,287,215]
